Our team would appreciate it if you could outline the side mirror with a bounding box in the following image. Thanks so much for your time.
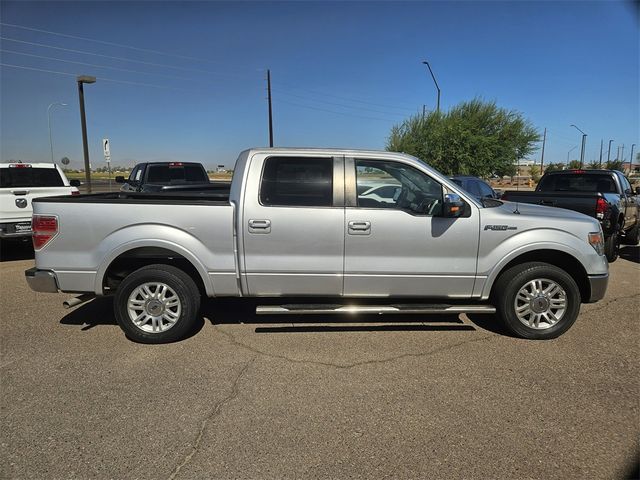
[69,179,81,187]
[115,176,125,184]
[442,193,465,218]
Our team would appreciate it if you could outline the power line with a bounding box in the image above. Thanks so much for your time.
[0,62,187,90]
[0,21,229,66]
[273,88,408,118]
[1,49,196,82]
[0,36,249,80]
[276,79,417,112]
[277,97,398,122]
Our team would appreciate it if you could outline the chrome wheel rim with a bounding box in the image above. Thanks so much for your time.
[127,282,181,333]
[514,278,566,330]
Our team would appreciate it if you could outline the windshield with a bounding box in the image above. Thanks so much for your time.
[0,166,64,188]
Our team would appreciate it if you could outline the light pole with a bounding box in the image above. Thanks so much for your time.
[567,146,578,165]
[77,75,96,193]
[629,144,636,174]
[570,124,587,168]
[421,60,441,113]
[47,102,67,164]
[607,139,614,167]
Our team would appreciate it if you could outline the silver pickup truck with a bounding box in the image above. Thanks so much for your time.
[25,148,609,343]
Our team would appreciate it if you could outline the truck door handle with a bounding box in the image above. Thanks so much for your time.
[348,221,371,235]
[248,219,271,234]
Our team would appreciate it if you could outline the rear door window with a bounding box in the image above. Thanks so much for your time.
[260,157,333,207]
[0,166,64,188]
[145,164,208,184]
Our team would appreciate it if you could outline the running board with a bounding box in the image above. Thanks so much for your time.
[256,304,496,315]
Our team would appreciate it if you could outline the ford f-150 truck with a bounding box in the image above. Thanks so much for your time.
[25,148,609,343]
[502,169,639,262]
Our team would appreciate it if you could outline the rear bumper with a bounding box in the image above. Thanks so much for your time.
[0,221,32,238]
[25,268,59,293]
[587,273,608,303]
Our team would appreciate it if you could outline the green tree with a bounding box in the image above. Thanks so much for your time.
[386,98,540,177]
[529,164,541,182]
[568,160,582,169]
[605,160,624,170]
[544,163,564,172]
[587,161,600,169]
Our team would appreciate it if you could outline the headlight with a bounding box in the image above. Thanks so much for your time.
[588,231,604,256]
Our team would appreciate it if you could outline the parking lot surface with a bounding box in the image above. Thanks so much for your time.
[1,243,638,479]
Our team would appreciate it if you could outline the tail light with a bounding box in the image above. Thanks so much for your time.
[596,197,608,219]
[71,190,80,196]
[32,215,58,250]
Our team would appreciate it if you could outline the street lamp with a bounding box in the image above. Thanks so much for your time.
[77,75,96,193]
[630,144,636,174]
[421,60,441,113]
[570,124,587,168]
[607,139,614,167]
[567,146,578,165]
[47,102,67,164]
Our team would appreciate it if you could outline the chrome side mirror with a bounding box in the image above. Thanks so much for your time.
[442,193,465,218]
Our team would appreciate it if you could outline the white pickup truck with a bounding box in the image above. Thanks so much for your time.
[1,162,79,240]
[25,148,609,343]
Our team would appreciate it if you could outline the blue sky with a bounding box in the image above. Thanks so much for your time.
[1,1,638,170]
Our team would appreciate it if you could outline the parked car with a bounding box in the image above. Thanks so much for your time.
[450,175,500,201]
[501,169,639,262]
[116,161,230,194]
[26,148,608,343]
[0,162,79,240]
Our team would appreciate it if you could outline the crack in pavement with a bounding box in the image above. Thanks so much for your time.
[215,326,498,369]
[167,357,255,480]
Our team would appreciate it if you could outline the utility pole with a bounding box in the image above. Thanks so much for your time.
[76,75,96,193]
[422,104,426,118]
[267,69,273,148]
[607,139,614,167]
[629,144,636,174]
[620,144,625,164]
[599,139,603,168]
[540,128,546,172]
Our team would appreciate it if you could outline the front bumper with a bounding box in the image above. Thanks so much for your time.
[25,268,59,293]
[587,273,608,303]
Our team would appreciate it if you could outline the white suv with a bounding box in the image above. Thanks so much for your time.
[0,162,79,239]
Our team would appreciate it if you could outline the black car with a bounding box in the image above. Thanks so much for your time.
[450,175,499,201]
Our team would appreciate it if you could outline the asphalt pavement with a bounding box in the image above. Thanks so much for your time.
[1,242,638,479]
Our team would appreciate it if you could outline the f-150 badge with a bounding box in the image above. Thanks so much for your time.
[484,225,517,231]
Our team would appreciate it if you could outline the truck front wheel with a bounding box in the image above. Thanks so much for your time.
[114,264,201,343]
[493,262,581,340]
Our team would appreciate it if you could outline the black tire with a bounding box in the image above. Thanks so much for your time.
[621,222,639,246]
[114,264,201,344]
[493,262,581,340]
[604,232,618,262]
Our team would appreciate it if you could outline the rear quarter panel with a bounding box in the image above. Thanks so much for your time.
[33,201,236,296]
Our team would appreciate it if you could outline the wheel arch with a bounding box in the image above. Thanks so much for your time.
[484,248,591,303]
[96,241,213,297]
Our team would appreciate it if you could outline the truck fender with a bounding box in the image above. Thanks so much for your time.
[93,224,214,296]
[478,231,593,300]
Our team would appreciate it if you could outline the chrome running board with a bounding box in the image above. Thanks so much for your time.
[256,304,496,315]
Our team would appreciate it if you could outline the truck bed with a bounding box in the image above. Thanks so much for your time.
[501,190,600,218]
[32,190,231,205]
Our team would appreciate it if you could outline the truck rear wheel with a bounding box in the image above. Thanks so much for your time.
[493,262,581,340]
[114,264,201,343]
[604,233,618,262]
